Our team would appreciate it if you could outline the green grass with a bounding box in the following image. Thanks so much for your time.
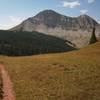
[0,42,100,100]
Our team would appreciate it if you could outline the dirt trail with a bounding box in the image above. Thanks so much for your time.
[0,64,16,100]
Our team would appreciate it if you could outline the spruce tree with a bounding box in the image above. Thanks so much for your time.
[90,27,97,44]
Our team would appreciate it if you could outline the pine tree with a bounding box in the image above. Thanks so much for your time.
[90,27,97,44]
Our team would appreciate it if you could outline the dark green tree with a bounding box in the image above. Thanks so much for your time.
[90,27,97,44]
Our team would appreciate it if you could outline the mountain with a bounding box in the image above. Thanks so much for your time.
[10,10,100,48]
[0,30,75,56]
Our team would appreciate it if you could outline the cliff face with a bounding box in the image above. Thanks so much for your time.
[11,10,100,48]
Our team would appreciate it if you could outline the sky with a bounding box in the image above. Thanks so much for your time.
[0,0,100,30]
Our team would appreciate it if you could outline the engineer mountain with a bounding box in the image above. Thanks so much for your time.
[11,10,100,48]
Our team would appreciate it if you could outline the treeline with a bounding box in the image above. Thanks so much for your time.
[0,30,75,56]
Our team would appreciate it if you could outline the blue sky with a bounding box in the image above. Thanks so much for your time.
[0,0,99,29]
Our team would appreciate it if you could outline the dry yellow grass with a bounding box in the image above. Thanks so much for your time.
[0,42,100,100]
[0,72,3,100]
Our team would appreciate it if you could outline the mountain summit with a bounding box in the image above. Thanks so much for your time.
[11,10,100,48]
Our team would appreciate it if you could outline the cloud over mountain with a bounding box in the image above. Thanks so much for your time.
[62,1,80,8]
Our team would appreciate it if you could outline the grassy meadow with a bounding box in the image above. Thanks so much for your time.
[0,72,3,100]
[0,42,100,100]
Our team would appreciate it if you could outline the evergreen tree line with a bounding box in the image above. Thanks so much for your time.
[0,30,75,56]
[90,27,97,44]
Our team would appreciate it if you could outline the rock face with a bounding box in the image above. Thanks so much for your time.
[11,10,100,48]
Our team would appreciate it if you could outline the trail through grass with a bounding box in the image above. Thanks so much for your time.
[0,42,100,100]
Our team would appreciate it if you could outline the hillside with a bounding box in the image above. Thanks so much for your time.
[0,30,75,56]
[0,41,100,100]
[10,10,100,48]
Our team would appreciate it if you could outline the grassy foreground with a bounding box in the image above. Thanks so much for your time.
[0,72,3,100]
[0,42,100,100]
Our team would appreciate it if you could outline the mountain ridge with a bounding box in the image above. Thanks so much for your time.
[10,10,100,48]
[11,10,100,30]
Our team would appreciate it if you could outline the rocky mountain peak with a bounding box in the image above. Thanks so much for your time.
[10,10,100,48]
[79,14,89,18]
[35,10,60,16]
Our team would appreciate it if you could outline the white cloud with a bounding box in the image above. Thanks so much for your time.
[0,24,13,30]
[62,1,80,8]
[0,16,25,30]
[9,16,23,25]
[88,0,95,3]
[80,9,88,14]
